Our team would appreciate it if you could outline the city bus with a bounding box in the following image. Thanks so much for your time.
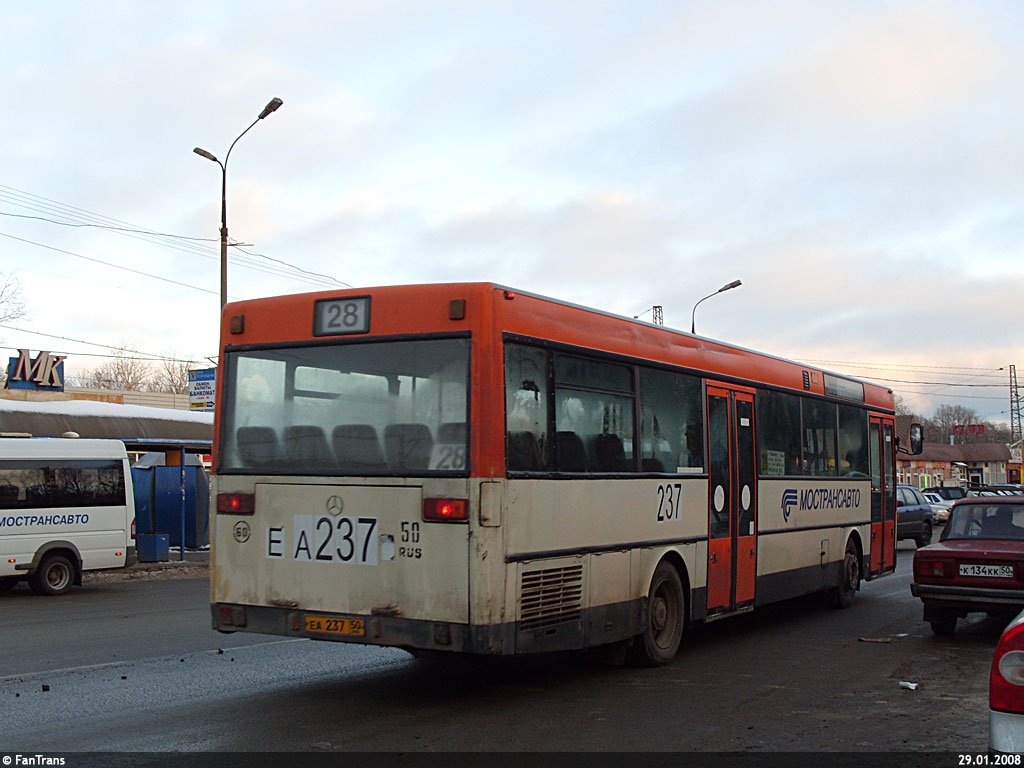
[210,283,920,665]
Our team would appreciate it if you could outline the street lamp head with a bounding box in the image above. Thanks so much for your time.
[258,97,284,119]
[691,278,743,334]
[193,147,218,163]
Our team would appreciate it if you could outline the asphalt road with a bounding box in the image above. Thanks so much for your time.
[0,539,1006,752]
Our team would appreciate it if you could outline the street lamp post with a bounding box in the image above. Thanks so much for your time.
[690,279,742,334]
[193,97,283,309]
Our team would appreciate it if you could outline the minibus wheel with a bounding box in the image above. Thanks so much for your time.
[28,554,75,596]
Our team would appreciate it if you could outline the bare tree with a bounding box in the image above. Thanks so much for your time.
[0,271,26,325]
[0,272,27,385]
[148,357,195,395]
[894,394,915,417]
[83,350,152,391]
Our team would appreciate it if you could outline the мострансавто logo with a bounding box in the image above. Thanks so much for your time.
[781,488,861,522]
[781,490,799,521]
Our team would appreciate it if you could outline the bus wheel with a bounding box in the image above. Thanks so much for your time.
[28,554,75,597]
[833,540,859,609]
[630,561,685,666]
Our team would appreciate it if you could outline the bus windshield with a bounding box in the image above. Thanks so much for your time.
[219,337,469,476]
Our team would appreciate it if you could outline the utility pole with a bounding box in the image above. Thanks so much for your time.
[1011,364,1022,443]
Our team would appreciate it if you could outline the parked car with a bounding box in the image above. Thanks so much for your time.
[990,607,1024,753]
[922,492,953,524]
[911,497,1024,635]
[924,486,968,502]
[896,484,934,548]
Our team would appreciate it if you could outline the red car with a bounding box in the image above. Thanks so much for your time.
[911,496,1024,635]
[990,608,1024,753]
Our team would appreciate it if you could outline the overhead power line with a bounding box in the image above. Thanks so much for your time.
[0,231,220,296]
[802,358,1005,375]
[0,210,218,241]
[0,183,350,289]
[864,377,1007,388]
[0,324,208,363]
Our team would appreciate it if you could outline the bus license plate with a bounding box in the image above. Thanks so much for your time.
[304,615,366,636]
[959,563,1013,579]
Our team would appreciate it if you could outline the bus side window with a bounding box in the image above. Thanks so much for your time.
[638,367,703,474]
[504,344,551,472]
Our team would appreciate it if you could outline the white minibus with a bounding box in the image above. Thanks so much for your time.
[0,438,136,596]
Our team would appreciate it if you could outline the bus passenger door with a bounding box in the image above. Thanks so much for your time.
[706,385,757,614]
[868,417,897,576]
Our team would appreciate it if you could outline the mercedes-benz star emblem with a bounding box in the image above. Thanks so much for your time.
[326,495,344,516]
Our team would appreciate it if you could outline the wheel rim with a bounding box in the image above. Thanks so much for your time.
[844,551,858,595]
[47,563,71,591]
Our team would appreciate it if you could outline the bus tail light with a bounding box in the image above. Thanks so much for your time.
[991,619,1024,714]
[218,604,247,629]
[217,493,255,515]
[423,498,468,522]
[131,518,136,540]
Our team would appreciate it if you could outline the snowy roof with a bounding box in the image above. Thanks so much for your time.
[0,397,212,447]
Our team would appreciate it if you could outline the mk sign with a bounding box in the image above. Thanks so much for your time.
[5,350,66,391]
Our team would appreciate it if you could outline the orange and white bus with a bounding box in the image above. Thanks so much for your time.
[211,283,920,664]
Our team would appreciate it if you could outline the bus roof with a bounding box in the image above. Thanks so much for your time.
[0,436,130,460]
[222,281,894,411]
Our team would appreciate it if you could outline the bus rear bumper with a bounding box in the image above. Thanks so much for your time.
[212,602,479,654]
[212,598,644,657]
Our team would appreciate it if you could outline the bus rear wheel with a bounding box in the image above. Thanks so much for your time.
[832,540,859,609]
[28,554,75,597]
[630,561,685,666]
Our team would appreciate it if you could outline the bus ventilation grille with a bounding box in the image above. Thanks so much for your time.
[519,564,584,631]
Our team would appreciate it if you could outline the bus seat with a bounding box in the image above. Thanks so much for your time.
[236,426,279,469]
[555,431,588,472]
[642,457,666,473]
[283,425,333,471]
[508,431,542,471]
[384,423,434,470]
[593,433,629,472]
[438,422,467,444]
[332,424,387,472]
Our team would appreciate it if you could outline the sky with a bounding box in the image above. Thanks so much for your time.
[1,0,1021,425]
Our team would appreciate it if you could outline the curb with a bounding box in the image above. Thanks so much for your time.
[129,550,210,570]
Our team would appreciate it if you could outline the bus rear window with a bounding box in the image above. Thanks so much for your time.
[219,338,469,476]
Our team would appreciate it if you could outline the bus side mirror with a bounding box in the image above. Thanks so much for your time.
[897,423,924,455]
[909,423,923,455]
